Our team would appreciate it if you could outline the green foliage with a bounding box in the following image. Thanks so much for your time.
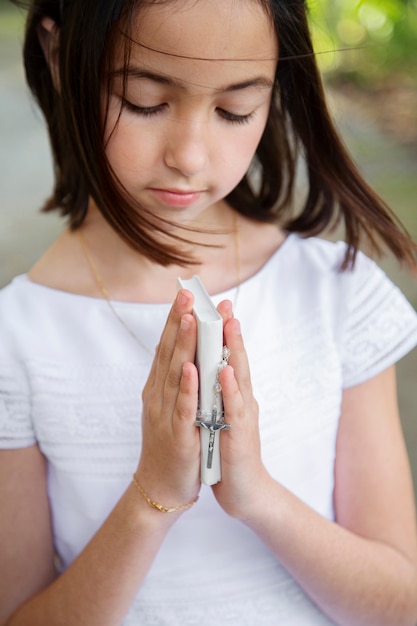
[308,0,417,85]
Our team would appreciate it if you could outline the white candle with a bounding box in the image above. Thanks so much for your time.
[177,276,226,485]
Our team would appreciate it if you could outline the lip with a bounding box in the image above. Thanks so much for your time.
[148,187,203,208]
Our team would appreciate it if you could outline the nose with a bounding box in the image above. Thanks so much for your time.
[164,117,209,177]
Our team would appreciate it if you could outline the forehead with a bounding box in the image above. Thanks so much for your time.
[116,0,278,87]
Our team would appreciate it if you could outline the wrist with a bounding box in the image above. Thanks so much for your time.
[238,478,298,550]
[214,467,277,522]
[122,481,184,538]
[237,472,283,526]
[132,474,199,514]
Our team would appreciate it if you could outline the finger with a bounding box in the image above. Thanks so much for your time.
[219,364,245,424]
[223,317,253,402]
[146,289,194,391]
[156,289,194,376]
[172,361,200,443]
[217,299,234,325]
[163,313,198,413]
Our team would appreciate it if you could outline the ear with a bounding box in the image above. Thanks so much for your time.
[37,17,60,90]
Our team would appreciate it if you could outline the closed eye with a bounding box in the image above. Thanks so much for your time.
[217,108,255,125]
[121,97,255,125]
[121,98,167,117]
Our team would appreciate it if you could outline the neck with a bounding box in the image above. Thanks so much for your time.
[77,201,242,304]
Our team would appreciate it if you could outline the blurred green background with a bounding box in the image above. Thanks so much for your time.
[309,0,417,83]
[0,1,416,495]
[309,0,417,498]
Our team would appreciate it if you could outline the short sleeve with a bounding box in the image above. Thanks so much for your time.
[0,360,35,449]
[341,252,417,388]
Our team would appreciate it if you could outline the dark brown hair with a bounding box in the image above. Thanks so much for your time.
[11,0,417,267]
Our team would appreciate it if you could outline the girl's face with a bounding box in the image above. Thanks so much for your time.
[105,0,278,225]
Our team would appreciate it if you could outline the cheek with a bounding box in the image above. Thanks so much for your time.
[104,120,156,176]
[219,123,266,174]
[104,133,131,176]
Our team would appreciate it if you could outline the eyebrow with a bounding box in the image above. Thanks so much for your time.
[112,68,274,92]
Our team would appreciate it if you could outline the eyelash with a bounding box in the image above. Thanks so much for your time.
[121,98,254,125]
[218,109,254,125]
[122,99,166,117]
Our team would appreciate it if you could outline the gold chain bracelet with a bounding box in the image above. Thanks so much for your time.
[132,475,199,513]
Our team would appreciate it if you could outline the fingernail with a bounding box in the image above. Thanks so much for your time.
[235,320,241,334]
[177,291,188,305]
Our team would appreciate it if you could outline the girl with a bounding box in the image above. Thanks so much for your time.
[1,0,417,624]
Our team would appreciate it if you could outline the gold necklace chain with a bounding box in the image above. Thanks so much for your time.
[78,215,241,354]
[232,211,241,310]
[78,229,155,355]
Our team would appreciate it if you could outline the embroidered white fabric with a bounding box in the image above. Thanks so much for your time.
[1,235,416,625]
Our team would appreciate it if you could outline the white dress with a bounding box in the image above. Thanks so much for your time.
[1,235,417,625]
